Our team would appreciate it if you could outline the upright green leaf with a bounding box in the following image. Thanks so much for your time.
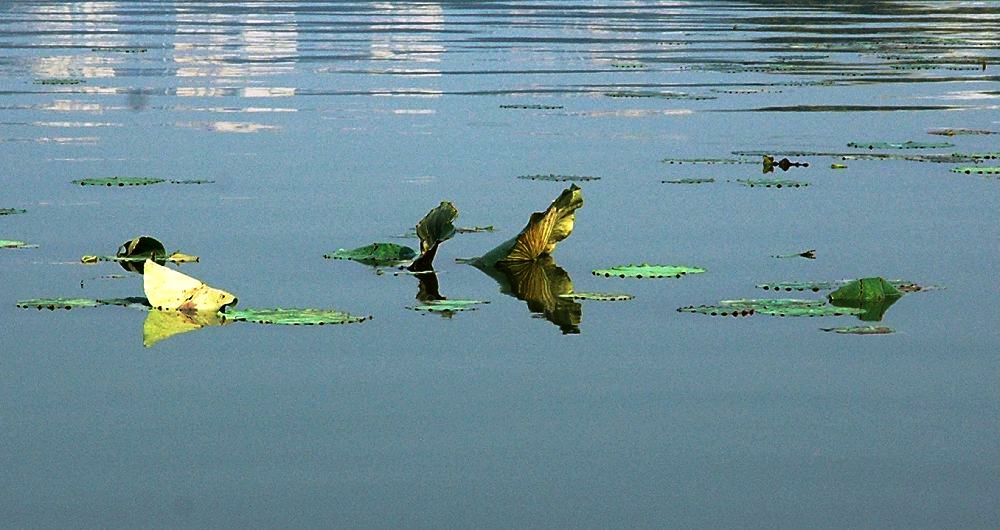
[409,201,458,272]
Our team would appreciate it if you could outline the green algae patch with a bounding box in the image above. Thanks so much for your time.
[73,176,166,187]
[0,240,38,249]
[820,325,894,335]
[951,166,1000,175]
[558,292,634,301]
[737,179,809,188]
[592,264,706,279]
[847,141,954,150]
[222,308,369,325]
[661,178,715,184]
[517,174,600,182]
[324,242,417,266]
[17,298,102,310]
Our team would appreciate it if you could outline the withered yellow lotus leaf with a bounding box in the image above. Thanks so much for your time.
[143,259,237,312]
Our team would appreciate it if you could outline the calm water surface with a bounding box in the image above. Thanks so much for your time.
[1,1,998,527]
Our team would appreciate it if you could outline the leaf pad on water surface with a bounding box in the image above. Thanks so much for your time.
[73,176,165,187]
[17,298,102,310]
[222,308,369,325]
[847,141,954,150]
[0,208,26,216]
[499,104,563,110]
[951,166,1000,175]
[662,158,749,165]
[720,298,862,317]
[677,305,755,317]
[517,174,601,182]
[34,78,84,85]
[169,179,215,184]
[737,179,809,188]
[592,264,706,279]
[0,240,37,249]
[661,178,715,184]
[928,128,996,136]
[828,277,902,304]
[757,280,847,292]
[324,242,417,265]
[605,91,714,100]
[820,325,894,335]
[558,292,634,301]
[408,299,489,313]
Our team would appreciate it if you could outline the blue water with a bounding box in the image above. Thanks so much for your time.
[1,1,998,527]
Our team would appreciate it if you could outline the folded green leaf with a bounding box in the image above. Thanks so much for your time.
[409,201,458,272]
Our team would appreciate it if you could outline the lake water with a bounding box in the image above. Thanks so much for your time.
[2,1,998,527]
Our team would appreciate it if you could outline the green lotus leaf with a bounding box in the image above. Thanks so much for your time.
[927,128,996,136]
[455,225,495,234]
[499,104,563,110]
[820,325,895,335]
[97,297,151,308]
[828,277,902,304]
[222,308,369,325]
[409,201,458,272]
[517,174,600,182]
[34,78,83,85]
[951,166,1000,175]
[408,299,489,313]
[143,309,228,348]
[661,178,715,184]
[757,281,847,292]
[592,264,706,279]
[0,208,26,216]
[471,184,583,268]
[72,177,165,187]
[847,141,954,150]
[771,249,816,259]
[0,240,38,249]
[737,179,809,188]
[169,179,215,184]
[606,91,714,100]
[324,242,417,266]
[91,46,148,54]
[661,158,749,165]
[558,292,634,301]
[889,281,942,293]
[611,61,645,69]
[677,305,755,317]
[722,298,864,317]
[17,298,102,310]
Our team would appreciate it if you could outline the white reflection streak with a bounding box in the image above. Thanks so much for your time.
[370,2,444,97]
[26,2,122,79]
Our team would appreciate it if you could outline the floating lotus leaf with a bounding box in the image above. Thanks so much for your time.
[737,179,809,188]
[72,177,165,187]
[409,201,458,272]
[471,184,583,268]
[721,298,864,317]
[558,292,634,301]
[91,46,148,54]
[927,128,996,136]
[143,309,228,347]
[606,91,713,100]
[677,305,755,317]
[828,277,902,304]
[771,249,816,259]
[222,308,368,325]
[951,166,1000,175]
[757,280,847,292]
[0,208,26,216]
[499,104,563,110]
[889,281,942,293]
[517,174,600,182]
[661,158,749,165]
[143,260,237,312]
[847,141,954,150]
[611,61,645,69]
[661,178,715,184]
[831,164,848,169]
[408,299,489,313]
[81,251,199,267]
[34,78,83,85]
[169,179,215,184]
[592,264,706,279]
[0,240,37,249]
[97,297,151,308]
[820,325,894,335]
[762,155,809,173]
[17,298,102,310]
[324,242,417,266]
[455,225,494,234]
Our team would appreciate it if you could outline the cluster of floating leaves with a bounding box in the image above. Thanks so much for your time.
[661,178,715,184]
[737,179,809,188]
[222,308,369,325]
[847,141,954,150]
[592,264,706,279]
[517,174,600,182]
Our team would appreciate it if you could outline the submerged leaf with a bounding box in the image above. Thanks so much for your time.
[222,308,368,325]
[592,264,706,279]
[558,292,634,301]
[0,239,38,249]
[324,242,417,266]
[820,325,894,335]
[847,141,954,150]
[72,176,165,187]
[17,298,102,310]
[737,178,809,188]
[472,185,583,268]
[143,260,237,312]
[0,208,27,216]
[517,174,600,182]
[409,201,458,272]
